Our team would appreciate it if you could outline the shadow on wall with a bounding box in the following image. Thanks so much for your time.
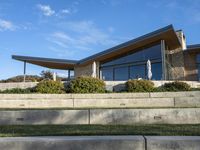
[0,110,88,125]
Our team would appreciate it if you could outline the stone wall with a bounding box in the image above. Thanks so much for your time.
[167,48,185,80]
[184,52,198,81]
[74,62,100,78]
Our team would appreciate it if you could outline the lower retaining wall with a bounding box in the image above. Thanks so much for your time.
[0,136,199,150]
[0,136,144,150]
[146,136,200,150]
[0,108,200,125]
[0,110,88,125]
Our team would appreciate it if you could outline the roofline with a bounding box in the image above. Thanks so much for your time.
[12,25,182,67]
[78,24,181,64]
[12,55,78,64]
[187,44,200,50]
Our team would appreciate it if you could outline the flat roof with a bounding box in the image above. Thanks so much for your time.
[12,55,78,70]
[185,44,200,54]
[13,24,182,69]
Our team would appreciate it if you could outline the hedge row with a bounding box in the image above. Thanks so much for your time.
[0,76,197,94]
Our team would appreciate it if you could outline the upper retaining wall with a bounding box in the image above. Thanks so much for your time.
[1,80,200,92]
[0,91,200,109]
[0,82,38,91]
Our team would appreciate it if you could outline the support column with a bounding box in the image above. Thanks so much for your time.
[68,70,70,80]
[23,61,26,82]
[161,40,166,80]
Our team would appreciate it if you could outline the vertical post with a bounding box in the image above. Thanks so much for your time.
[161,40,166,80]
[23,61,26,82]
[68,70,70,80]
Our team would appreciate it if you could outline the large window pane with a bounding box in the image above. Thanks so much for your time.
[151,63,162,80]
[102,44,161,67]
[114,66,128,81]
[101,68,113,81]
[198,65,200,81]
[130,65,145,79]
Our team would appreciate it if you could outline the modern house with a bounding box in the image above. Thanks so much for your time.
[12,25,200,81]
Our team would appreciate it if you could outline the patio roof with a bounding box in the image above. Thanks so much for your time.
[12,55,78,70]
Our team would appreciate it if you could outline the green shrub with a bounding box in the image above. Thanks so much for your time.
[35,80,65,94]
[160,81,191,91]
[0,88,33,94]
[126,80,154,92]
[69,76,105,93]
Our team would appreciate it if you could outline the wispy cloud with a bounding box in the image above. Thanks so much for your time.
[37,4,76,18]
[37,4,55,16]
[0,19,16,31]
[47,20,123,58]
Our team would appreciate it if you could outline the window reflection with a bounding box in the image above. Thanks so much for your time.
[101,68,113,81]
[100,43,162,81]
[114,66,128,80]
[130,65,145,79]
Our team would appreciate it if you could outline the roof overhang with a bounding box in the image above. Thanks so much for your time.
[12,55,77,70]
[79,25,181,65]
[185,44,200,54]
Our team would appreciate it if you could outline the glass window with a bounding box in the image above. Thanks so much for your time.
[100,43,163,81]
[197,54,200,81]
[101,68,113,81]
[151,63,162,80]
[130,65,145,79]
[197,54,200,63]
[114,66,129,81]
[198,65,200,81]
[101,44,161,67]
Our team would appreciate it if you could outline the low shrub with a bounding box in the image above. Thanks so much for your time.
[126,80,154,92]
[35,80,65,94]
[0,88,33,94]
[160,81,191,91]
[69,76,105,93]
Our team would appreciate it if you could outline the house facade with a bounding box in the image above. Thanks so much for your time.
[12,25,200,81]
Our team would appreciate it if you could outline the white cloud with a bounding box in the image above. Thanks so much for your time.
[64,21,117,46]
[47,21,125,58]
[0,19,16,31]
[61,9,71,14]
[37,4,55,16]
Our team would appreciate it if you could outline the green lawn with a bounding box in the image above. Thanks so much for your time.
[0,124,200,137]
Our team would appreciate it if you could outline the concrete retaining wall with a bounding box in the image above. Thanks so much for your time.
[0,91,200,109]
[0,136,199,150]
[146,136,200,150]
[0,82,38,91]
[105,81,200,92]
[0,136,144,150]
[0,110,88,125]
[0,108,200,125]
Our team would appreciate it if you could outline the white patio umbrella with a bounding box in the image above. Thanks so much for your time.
[92,61,97,78]
[147,59,152,80]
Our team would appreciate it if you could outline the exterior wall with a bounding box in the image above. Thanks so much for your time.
[165,31,186,80]
[184,52,198,81]
[167,48,185,80]
[74,62,100,78]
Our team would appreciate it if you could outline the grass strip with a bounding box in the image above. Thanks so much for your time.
[0,124,200,137]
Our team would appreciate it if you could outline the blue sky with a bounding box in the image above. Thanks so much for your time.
[0,0,200,79]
